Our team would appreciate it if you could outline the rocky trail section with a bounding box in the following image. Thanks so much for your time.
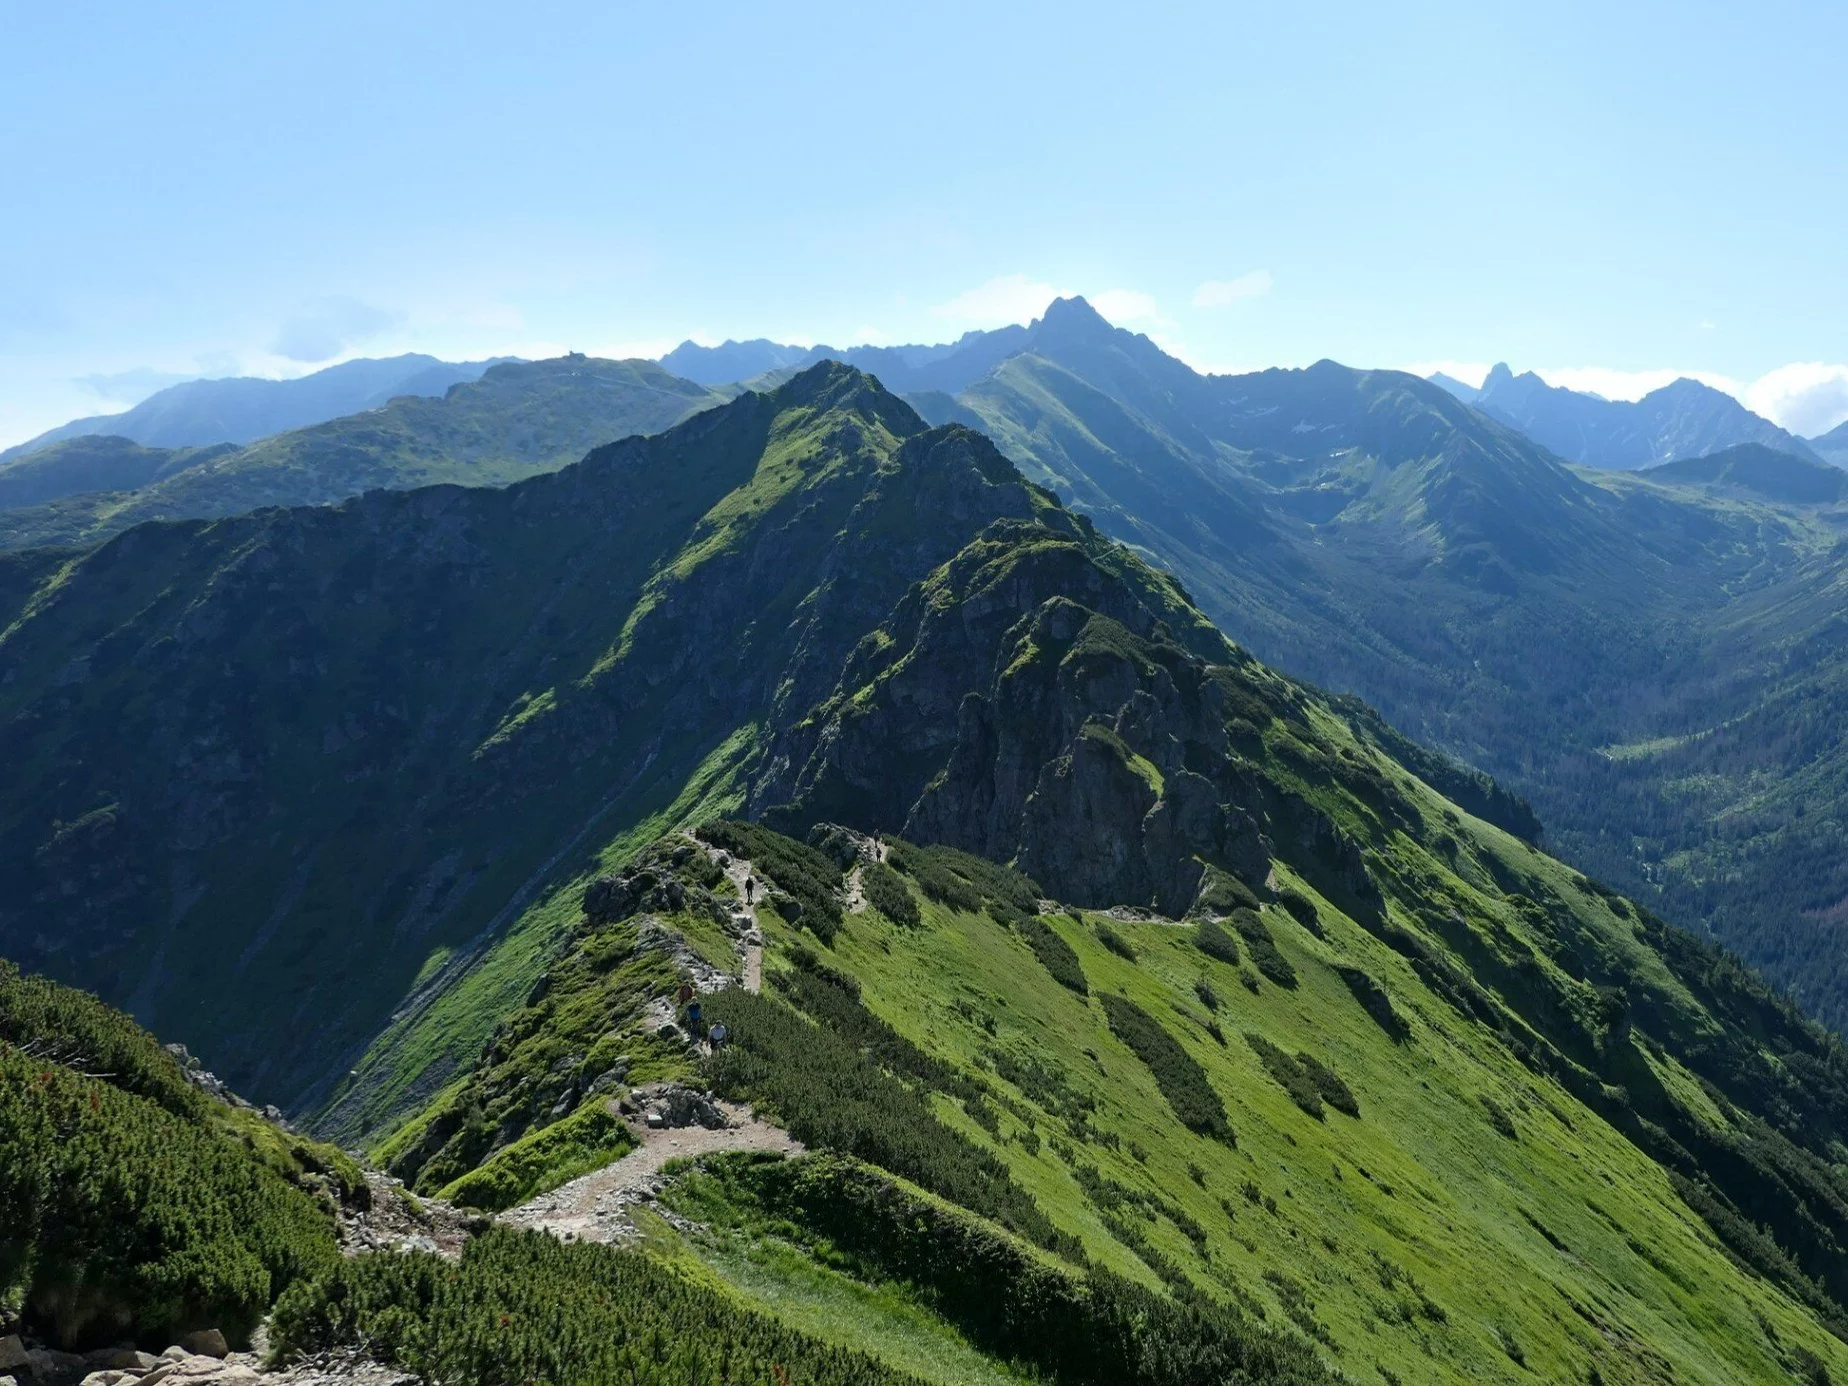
[337,1171,476,1258]
[0,1337,412,1386]
[707,844,765,994]
[500,1086,800,1244]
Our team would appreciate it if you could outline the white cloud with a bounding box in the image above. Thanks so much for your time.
[930,275,1068,331]
[1192,271,1273,309]
[1091,289,1164,326]
[1743,363,1848,438]
[270,296,402,363]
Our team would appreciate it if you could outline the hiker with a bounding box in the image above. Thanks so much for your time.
[676,981,694,1007]
[745,877,755,904]
[709,1022,728,1051]
[686,998,703,1030]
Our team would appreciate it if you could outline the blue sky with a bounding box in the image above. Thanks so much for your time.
[4,0,1846,446]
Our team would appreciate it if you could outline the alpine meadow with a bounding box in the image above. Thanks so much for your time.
[6,7,1848,1386]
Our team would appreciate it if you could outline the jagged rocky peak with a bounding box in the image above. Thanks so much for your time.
[1033,293,1113,334]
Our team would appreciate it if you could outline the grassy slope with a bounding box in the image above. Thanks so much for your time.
[635,1210,1031,1386]
[716,827,1846,1385]
[0,962,343,1349]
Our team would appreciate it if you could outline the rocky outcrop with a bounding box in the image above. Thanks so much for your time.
[582,840,729,934]
[619,1082,728,1131]
[757,516,1302,915]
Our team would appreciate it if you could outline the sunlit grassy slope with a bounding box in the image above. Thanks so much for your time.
[684,818,1848,1384]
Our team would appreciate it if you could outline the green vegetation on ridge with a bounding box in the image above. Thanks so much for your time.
[16,357,1848,1384]
[0,962,338,1349]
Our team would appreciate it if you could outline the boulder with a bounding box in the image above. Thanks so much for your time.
[0,1338,25,1373]
[175,1333,226,1361]
[585,1058,632,1095]
[659,1086,727,1129]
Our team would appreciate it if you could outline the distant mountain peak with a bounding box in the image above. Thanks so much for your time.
[1648,375,1722,402]
[1036,294,1109,330]
[1027,297,1137,352]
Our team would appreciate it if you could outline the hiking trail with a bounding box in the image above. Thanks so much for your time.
[499,1097,800,1244]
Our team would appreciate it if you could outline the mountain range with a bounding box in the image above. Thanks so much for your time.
[660,325,1032,395]
[11,303,1848,1041]
[0,353,508,462]
[0,357,726,549]
[874,300,1848,1031]
[1433,361,1825,467]
[8,366,1848,1382]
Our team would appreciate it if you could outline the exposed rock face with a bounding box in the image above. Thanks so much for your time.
[910,599,1275,915]
[756,514,1344,916]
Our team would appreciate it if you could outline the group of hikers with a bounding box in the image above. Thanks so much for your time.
[669,868,766,1049]
[676,981,729,1048]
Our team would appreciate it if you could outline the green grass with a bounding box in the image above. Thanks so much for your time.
[663,1217,1031,1386]
[435,1100,637,1212]
[722,825,1848,1385]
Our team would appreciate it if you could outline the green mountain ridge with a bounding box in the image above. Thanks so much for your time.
[0,355,725,549]
[1643,442,1848,506]
[0,365,1056,1115]
[12,363,1848,1382]
[0,436,240,512]
[925,299,1848,1031]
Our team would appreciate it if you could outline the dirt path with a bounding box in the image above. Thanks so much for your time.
[710,848,765,993]
[499,1099,801,1244]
